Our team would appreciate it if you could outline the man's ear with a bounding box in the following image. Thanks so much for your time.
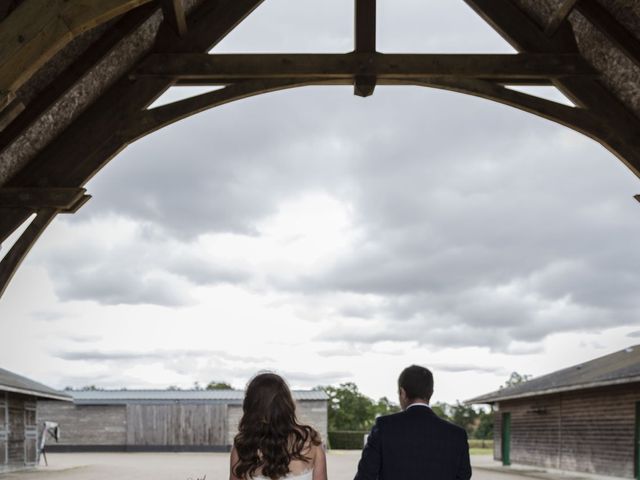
[399,387,407,401]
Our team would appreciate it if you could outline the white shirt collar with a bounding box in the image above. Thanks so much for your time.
[407,402,431,409]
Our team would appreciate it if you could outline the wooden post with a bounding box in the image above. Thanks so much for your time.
[354,0,376,97]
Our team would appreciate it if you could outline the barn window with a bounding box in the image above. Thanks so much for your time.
[24,408,36,427]
[0,402,6,428]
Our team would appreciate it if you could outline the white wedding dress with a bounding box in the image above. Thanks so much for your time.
[252,469,313,480]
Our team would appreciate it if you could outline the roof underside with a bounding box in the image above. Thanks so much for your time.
[467,344,640,404]
[0,0,639,298]
[0,367,72,401]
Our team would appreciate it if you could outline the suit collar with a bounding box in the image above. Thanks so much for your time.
[405,404,435,416]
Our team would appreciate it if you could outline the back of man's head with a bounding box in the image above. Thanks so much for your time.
[398,365,434,402]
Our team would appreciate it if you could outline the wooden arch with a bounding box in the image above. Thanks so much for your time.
[1,0,639,298]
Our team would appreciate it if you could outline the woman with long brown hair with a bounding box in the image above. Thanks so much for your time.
[230,372,327,480]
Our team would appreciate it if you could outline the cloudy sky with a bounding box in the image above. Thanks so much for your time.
[1,0,639,405]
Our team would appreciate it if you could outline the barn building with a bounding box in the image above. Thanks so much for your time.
[467,345,640,479]
[39,389,328,452]
[0,368,71,472]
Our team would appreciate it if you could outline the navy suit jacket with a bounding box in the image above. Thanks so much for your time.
[354,405,472,480]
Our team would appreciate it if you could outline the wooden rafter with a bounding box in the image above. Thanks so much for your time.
[136,53,595,83]
[0,2,158,148]
[576,0,640,70]
[0,0,153,111]
[160,0,187,37]
[6,0,266,190]
[0,187,86,210]
[545,0,580,37]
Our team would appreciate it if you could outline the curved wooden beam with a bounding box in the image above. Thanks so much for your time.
[0,208,57,298]
[123,76,614,168]
[0,0,153,110]
[411,78,640,177]
[409,78,601,139]
[122,79,331,141]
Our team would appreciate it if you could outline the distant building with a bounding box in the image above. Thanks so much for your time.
[39,389,328,452]
[467,345,640,479]
[0,368,71,472]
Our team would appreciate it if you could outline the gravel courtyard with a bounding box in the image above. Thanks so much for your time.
[0,453,528,480]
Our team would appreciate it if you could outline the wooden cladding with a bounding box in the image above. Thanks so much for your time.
[39,402,227,448]
[0,393,7,466]
[494,383,640,478]
[1,393,38,466]
[126,404,226,446]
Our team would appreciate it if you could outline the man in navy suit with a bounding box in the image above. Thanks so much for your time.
[354,365,472,480]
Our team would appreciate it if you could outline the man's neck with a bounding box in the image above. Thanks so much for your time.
[406,401,430,410]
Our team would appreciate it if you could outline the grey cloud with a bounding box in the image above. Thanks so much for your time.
[30,310,71,322]
[280,370,352,385]
[55,269,192,307]
[34,220,251,306]
[430,363,508,375]
[317,348,363,357]
[55,349,272,364]
[66,334,102,343]
[627,331,640,338]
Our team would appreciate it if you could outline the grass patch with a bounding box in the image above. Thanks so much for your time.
[469,448,493,456]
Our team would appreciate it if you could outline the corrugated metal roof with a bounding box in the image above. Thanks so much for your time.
[69,389,328,405]
[0,368,72,401]
[466,345,640,404]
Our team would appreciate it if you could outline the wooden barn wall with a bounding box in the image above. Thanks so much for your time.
[494,383,640,478]
[38,401,127,446]
[126,403,226,446]
[0,392,7,465]
[1,393,37,466]
[298,401,328,444]
[227,405,242,446]
[227,401,328,447]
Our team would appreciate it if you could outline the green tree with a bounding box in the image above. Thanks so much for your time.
[374,396,401,417]
[320,383,382,431]
[206,381,232,390]
[474,408,494,439]
[166,385,181,391]
[501,371,531,389]
[431,401,451,421]
[448,401,478,436]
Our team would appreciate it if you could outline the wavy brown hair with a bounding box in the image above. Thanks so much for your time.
[232,373,321,480]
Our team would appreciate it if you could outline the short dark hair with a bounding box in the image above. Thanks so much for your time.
[398,365,434,401]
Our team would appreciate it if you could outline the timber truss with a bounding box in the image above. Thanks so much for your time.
[0,0,639,298]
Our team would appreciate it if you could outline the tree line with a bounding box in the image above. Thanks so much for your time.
[316,382,493,440]
[316,372,531,440]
